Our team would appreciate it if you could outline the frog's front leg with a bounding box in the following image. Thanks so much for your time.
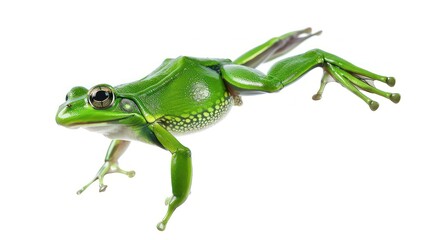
[222,49,400,110]
[77,139,135,194]
[150,123,192,231]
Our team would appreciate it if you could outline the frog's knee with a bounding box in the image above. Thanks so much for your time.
[305,48,325,64]
[264,76,284,92]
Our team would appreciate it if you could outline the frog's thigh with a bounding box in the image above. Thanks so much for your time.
[221,64,282,92]
[221,50,323,92]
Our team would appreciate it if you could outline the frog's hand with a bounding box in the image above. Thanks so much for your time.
[234,27,322,68]
[222,49,400,110]
[76,140,135,194]
[150,123,192,231]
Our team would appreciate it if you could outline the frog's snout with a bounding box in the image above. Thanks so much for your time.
[56,103,71,127]
[57,86,89,127]
[55,99,85,128]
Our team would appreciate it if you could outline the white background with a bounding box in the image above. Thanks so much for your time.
[1,0,428,239]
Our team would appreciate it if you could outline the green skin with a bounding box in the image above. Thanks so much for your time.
[56,28,400,231]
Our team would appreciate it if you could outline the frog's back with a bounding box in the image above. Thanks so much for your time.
[116,56,234,133]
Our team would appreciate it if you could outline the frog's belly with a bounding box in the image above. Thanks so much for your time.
[157,93,233,133]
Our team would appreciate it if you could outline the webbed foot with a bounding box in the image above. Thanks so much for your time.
[310,50,401,110]
[270,49,401,110]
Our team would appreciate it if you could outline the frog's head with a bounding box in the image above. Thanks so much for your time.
[56,84,146,133]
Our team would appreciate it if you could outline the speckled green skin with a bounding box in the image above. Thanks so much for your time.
[56,28,400,231]
[115,57,234,133]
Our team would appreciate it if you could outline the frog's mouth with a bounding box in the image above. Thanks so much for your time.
[65,116,132,129]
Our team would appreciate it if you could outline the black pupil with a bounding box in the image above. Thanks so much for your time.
[94,90,109,101]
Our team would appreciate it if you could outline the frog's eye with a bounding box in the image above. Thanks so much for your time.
[88,86,115,109]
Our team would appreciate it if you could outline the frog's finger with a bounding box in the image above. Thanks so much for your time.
[76,163,110,194]
[123,170,136,178]
[99,183,107,192]
[108,164,136,178]
[76,176,98,195]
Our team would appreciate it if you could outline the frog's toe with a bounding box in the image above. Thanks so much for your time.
[127,170,136,178]
[368,100,379,111]
[76,188,85,195]
[386,77,396,87]
[312,93,322,100]
[389,93,401,103]
[99,184,108,192]
[157,221,166,231]
[312,71,331,101]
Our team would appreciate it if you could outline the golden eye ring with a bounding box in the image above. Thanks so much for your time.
[88,85,115,109]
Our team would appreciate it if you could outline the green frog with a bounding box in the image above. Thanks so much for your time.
[56,28,400,231]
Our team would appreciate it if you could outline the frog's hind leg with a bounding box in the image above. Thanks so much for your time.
[234,28,322,68]
[222,49,400,110]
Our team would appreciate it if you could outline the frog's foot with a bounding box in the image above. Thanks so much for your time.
[76,162,135,195]
[309,51,400,111]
